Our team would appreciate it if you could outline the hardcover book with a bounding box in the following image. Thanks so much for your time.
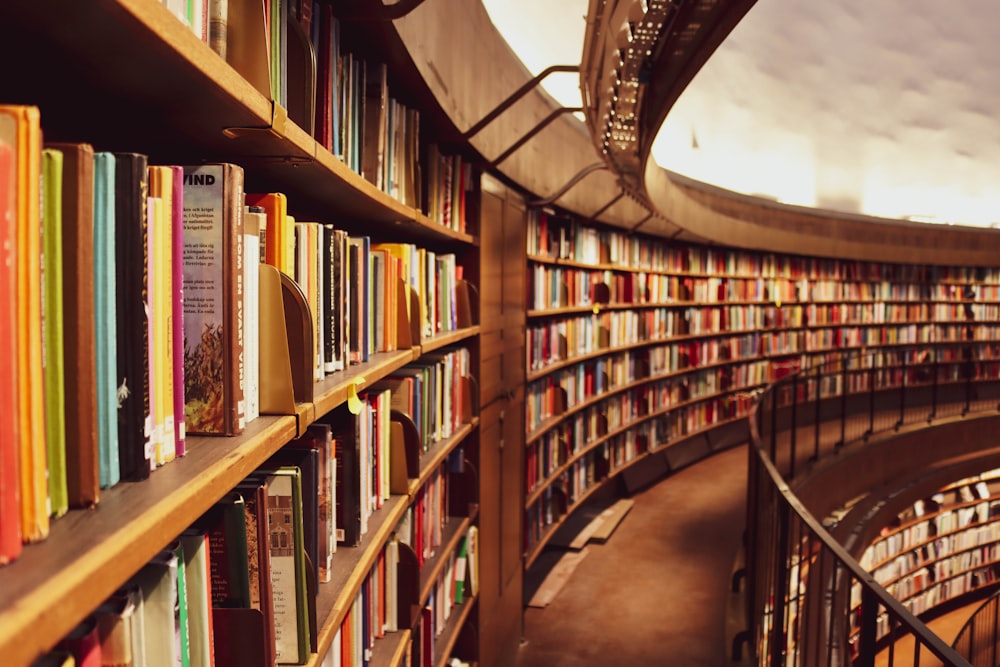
[179,529,215,667]
[113,152,152,481]
[4,104,48,542]
[94,151,120,490]
[134,549,180,666]
[41,148,68,518]
[182,164,246,436]
[260,467,310,664]
[149,167,177,465]
[234,475,276,667]
[0,119,19,563]
[170,165,187,457]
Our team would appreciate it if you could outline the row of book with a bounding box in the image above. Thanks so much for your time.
[0,102,474,568]
[176,0,475,234]
[527,211,1000,284]
[35,387,478,667]
[525,361,769,437]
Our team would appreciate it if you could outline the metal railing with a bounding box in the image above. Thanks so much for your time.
[952,588,1000,667]
[745,341,1000,666]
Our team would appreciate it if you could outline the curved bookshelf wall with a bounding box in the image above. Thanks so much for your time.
[849,471,1000,647]
[522,208,1000,563]
[0,2,483,666]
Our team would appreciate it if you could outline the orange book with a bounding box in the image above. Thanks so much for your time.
[0,112,21,563]
[2,105,48,543]
[245,192,290,275]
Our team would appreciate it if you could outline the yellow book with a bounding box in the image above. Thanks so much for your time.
[148,167,176,465]
[2,104,48,541]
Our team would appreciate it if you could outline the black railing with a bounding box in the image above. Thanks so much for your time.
[745,341,1000,666]
[952,588,1000,667]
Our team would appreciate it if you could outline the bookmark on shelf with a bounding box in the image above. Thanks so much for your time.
[592,305,600,314]
[347,378,366,415]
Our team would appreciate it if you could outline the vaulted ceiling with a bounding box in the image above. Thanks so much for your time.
[484,0,1000,228]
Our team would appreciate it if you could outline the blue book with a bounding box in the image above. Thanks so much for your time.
[93,151,119,489]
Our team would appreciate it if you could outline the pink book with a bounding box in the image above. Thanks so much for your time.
[170,166,187,456]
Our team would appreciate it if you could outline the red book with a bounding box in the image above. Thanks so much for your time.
[0,127,20,564]
[56,616,102,667]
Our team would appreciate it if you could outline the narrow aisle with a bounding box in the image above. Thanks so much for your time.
[515,444,749,667]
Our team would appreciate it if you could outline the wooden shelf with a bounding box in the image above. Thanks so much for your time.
[370,628,413,667]
[412,421,480,494]
[419,517,474,606]
[312,349,418,418]
[310,494,411,667]
[420,326,482,355]
[433,596,477,667]
[0,415,298,666]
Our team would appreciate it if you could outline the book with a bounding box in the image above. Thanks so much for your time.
[55,615,101,667]
[233,475,276,667]
[260,466,309,664]
[244,205,264,424]
[94,151,119,490]
[179,529,215,667]
[41,147,68,518]
[245,192,290,275]
[134,549,180,666]
[0,116,19,564]
[171,540,192,667]
[197,491,251,609]
[149,166,178,465]
[170,165,187,457]
[113,152,152,481]
[182,164,246,436]
[94,593,138,667]
[4,104,48,542]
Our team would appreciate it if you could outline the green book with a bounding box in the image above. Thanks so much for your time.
[41,148,67,518]
[170,540,191,667]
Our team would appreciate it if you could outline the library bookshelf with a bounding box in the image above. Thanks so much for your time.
[522,209,1000,565]
[0,1,484,666]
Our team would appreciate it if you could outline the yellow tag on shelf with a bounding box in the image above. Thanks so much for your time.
[347,378,366,414]
[592,304,600,314]
[775,299,782,308]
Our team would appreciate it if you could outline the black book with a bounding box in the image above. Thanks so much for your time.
[321,411,362,547]
[112,152,151,481]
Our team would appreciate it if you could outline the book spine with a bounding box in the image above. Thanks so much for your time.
[226,164,246,435]
[0,132,19,562]
[95,152,120,489]
[41,148,68,518]
[171,166,187,455]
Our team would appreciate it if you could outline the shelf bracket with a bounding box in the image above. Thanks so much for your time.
[486,106,584,168]
[588,191,624,222]
[526,162,608,208]
[463,65,581,141]
[332,0,429,21]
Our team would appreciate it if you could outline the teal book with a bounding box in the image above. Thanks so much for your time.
[93,151,119,488]
[41,148,67,518]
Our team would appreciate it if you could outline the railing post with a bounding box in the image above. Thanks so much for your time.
[930,345,938,422]
[790,374,798,478]
[838,350,847,449]
[864,359,875,441]
[857,585,878,667]
[813,365,821,461]
[770,503,791,667]
[896,348,906,430]
[770,387,778,462]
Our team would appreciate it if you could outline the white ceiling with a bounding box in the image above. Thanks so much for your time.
[483,0,1000,228]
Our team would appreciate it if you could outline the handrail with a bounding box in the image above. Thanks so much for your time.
[743,340,1000,666]
[951,588,1000,666]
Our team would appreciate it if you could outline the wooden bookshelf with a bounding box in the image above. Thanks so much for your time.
[522,209,1000,562]
[0,1,487,665]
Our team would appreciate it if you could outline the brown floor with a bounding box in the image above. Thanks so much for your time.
[515,444,749,667]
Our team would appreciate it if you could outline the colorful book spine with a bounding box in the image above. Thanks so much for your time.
[113,152,151,481]
[149,166,177,465]
[0,112,20,563]
[182,164,246,436]
[170,165,187,456]
[6,104,48,542]
[94,151,119,489]
[41,148,68,518]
